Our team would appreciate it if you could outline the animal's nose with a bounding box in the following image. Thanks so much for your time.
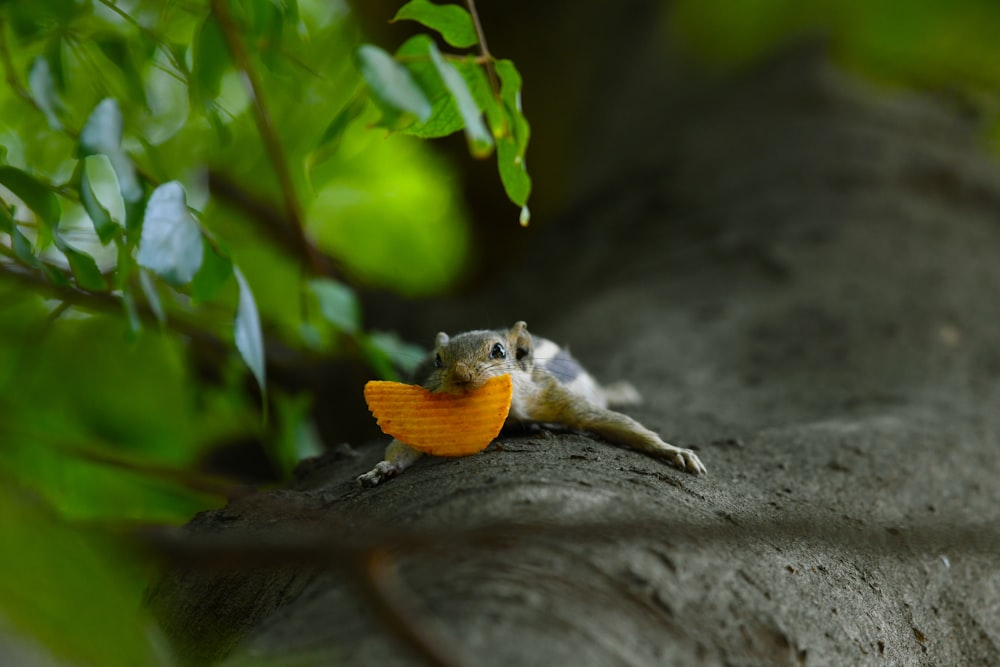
[452,363,472,383]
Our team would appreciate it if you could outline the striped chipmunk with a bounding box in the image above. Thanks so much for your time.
[358,321,707,487]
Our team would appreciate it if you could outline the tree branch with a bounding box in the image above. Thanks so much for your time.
[209,0,328,277]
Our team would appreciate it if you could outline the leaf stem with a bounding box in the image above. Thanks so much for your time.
[464,0,499,95]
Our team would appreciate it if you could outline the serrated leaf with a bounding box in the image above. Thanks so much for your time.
[79,163,117,244]
[191,242,233,303]
[0,166,61,228]
[234,266,266,393]
[54,236,108,291]
[427,41,493,157]
[392,35,463,138]
[79,99,142,203]
[28,56,63,130]
[309,278,360,334]
[357,44,432,123]
[392,0,478,49]
[137,181,204,287]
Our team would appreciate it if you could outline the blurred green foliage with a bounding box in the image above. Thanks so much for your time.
[0,0,523,663]
[669,0,1000,90]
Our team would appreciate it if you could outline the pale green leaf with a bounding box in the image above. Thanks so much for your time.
[137,181,204,286]
[356,44,432,123]
[11,225,38,267]
[234,266,266,393]
[79,99,142,203]
[28,56,63,130]
[363,331,425,379]
[309,278,360,333]
[392,0,478,48]
[427,41,493,157]
[79,163,117,245]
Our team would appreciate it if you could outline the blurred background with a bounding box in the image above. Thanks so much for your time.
[3,0,1000,664]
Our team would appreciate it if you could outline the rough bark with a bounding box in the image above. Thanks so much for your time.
[146,47,1000,667]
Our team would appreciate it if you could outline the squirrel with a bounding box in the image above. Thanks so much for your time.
[357,321,706,487]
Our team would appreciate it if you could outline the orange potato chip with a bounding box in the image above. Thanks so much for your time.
[364,374,513,457]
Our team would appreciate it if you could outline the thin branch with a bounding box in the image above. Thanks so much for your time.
[0,18,38,110]
[0,261,226,351]
[358,549,468,667]
[95,0,187,76]
[207,170,338,278]
[209,0,328,277]
[464,0,499,95]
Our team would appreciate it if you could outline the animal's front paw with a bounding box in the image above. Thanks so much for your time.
[357,460,400,488]
[664,447,707,475]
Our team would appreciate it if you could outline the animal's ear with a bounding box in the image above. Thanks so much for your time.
[508,321,532,360]
[435,331,449,347]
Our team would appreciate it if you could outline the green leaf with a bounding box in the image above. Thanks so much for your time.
[356,44,433,123]
[191,242,233,303]
[362,331,425,380]
[234,266,266,393]
[427,40,493,157]
[28,56,63,130]
[0,485,161,667]
[496,59,530,154]
[494,59,531,207]
[496,134,531,207]
[11,225,39,267]
[79,161,117,245]
[79,99,143,204]
[309,278,360,334]
[0,166,61,228]
[0,201,13,234]
[316,91,366,152]
[192,16,230,105]
[54,237,108,291]
[391,35,463,137]
[392,0,478,49]
[137,181,204,287]
[95,38,147,109]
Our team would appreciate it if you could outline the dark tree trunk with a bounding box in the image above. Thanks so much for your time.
[146,37,1000,667]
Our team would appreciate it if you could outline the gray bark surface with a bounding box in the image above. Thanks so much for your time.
[147,49,1000,666]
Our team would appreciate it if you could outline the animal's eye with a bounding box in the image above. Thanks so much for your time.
[489,343,506,360]
[434,353,443,368]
